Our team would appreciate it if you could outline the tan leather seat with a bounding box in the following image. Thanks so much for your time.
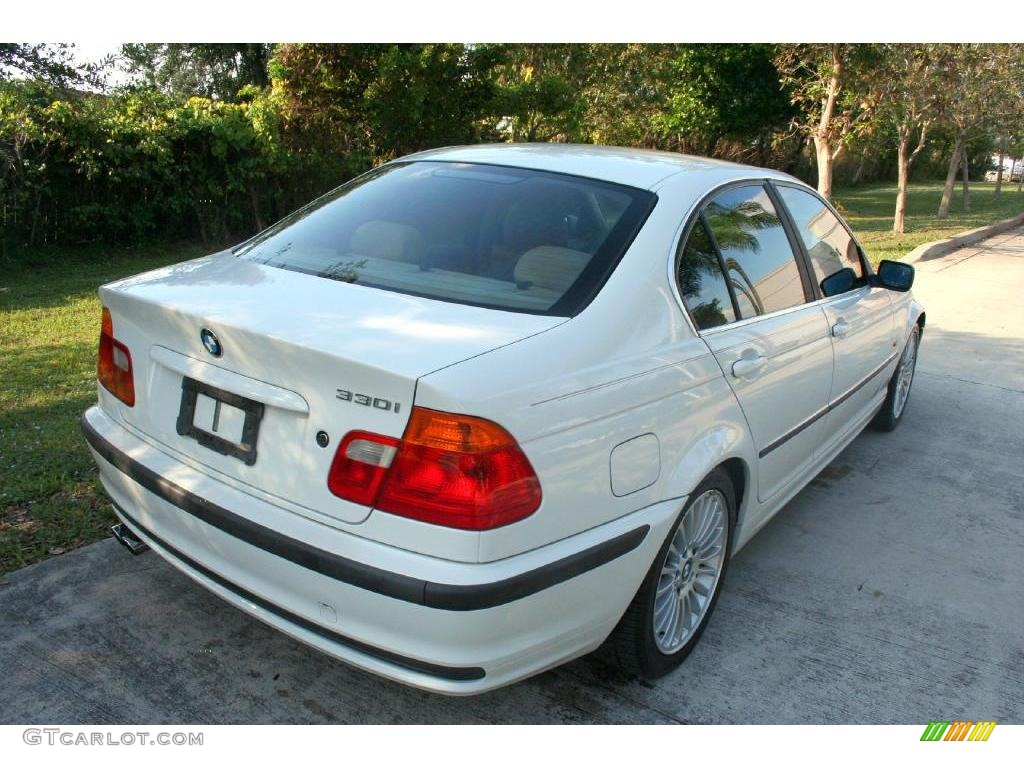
[350,220,422,264]
[513,246,590,293]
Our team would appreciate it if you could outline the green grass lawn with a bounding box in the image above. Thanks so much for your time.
[0,243,208,574]
[834,180,1024,264]
[1,179,1022,575]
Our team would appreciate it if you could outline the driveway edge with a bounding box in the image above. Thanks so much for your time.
[905,211,1024,264]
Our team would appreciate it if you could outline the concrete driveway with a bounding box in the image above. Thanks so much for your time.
[2,230,1022,724]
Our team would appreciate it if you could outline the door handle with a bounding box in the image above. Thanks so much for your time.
[732,354,767,381]
[832,319,850,339]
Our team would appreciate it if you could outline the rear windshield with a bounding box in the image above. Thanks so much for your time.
[235,161,655,316]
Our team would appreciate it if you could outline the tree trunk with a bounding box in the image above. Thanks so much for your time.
[757,133,770,167]
[851,152,867,186]
[961,149,970,212]
[994,136,1006,199]
[812,44,843,202]
[894,136,910,234]
[937,135,964,219]
[28,191,42,246]
[814,136,834,200]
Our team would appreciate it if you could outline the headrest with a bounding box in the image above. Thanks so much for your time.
[513,246,590,293]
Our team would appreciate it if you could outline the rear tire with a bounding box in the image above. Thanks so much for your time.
[608,467,736,680]
[872,324,920,432]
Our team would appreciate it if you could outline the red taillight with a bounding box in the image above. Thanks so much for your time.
[97,306,135,406]
[327,431,400,506]
[327,407,542,530]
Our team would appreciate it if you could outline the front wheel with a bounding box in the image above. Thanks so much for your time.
[872,324,920,432]
[608,468,735,679]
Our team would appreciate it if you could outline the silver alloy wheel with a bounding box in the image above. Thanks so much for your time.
[653,489,728,654]
[892,330,918,419]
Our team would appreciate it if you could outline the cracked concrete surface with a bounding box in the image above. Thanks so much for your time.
[1,229,1022,723]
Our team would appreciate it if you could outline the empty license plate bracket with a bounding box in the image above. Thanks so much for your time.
[176,377,264,466]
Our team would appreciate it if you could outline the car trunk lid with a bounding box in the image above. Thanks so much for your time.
[99,252,563,524]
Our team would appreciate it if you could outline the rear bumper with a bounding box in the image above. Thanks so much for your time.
[82,406,680,694]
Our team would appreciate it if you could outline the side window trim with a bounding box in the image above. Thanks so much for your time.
[697,212,743,322]
[763,181,820,302]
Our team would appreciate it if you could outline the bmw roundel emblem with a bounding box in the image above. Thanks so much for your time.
[200,328,222,357]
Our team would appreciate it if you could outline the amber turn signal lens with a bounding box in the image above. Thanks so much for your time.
[97,306,135,406]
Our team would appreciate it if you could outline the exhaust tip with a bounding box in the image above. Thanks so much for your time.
[111,522,149,555]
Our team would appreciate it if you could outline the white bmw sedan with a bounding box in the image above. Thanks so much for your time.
[83,144,923,694]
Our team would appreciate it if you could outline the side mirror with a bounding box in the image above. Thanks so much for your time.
[874,260,915,292]
[820,267,856,297]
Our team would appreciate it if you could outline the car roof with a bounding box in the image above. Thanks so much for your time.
[395,143,796,191]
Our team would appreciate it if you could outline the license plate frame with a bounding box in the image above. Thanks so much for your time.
[175,377,265,466]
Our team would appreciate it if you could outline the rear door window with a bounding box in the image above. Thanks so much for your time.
[702,185,807,318]
[676,219,737,330]
[235,162,655,316]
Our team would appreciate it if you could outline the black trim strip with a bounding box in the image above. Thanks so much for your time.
[699,212,743,322]
[758,403,830,459]
[81,413,648,612]
[112,505,485,682]
[758,351,898,459]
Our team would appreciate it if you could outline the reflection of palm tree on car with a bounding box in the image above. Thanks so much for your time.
[705,200,781,317]
[723,257,764,316]
[676,222,730,327]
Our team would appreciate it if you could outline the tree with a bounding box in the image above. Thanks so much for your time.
[571,44,676,148]
[362,44,498,158]
[486,44,596,143]
[268,44,497,167]
[991,49,1024,199]
[775,44,876,200]
[874,45,940,233]
[654,44,793,157]
[0,44,80,85]
[121,44,273,101]
[933,45,1006,218]
[994,135,1008,199]
[1009,135,1024,193]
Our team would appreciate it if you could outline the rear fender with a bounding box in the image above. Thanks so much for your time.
[661,421,755,545]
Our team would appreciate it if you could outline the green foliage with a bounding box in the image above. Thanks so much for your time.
[2,43,1022,252]
[268,43,499,161]
[487,44,596,143]
[654,44,793,154]
[364,44,499,157]
[0,79,320,249]
[0,43,82,86]
[121,44,273,101]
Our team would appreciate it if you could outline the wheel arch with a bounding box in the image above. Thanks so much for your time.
[660,423,754,540]
[900,297,926,343]
[718,456,748,526]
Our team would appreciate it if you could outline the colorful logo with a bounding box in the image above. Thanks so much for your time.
[920,721,997,741]
[200,328,222,357]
